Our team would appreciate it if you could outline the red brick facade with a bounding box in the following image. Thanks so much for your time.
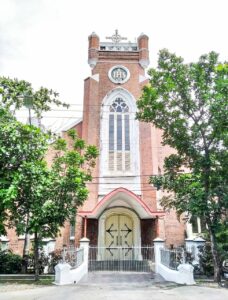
[1,32,186,254]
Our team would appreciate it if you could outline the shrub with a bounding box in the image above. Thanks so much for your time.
[198,243,214,277]
[0,250,22,274]
[48,249,62,273]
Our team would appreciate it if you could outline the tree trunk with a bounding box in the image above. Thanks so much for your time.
[23,232,30,256]
[34,232,39,281]
[208,224,222,284]
[22,224,30,273]
[203,155,222,284]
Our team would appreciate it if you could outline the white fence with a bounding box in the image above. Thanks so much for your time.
[89,246,154,272]
[62,247,84,269]
[54,238,89,285]
[154,238,196,285]
[160,248,184,270]
[54,237,205,285]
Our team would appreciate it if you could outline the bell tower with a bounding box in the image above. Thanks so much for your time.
[77,31,185,248]
[82,30,155,208]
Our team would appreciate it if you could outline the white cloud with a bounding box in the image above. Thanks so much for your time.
[0,0,227,130]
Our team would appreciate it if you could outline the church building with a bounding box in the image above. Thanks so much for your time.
[54,31,188,253]
[1,31,201,256]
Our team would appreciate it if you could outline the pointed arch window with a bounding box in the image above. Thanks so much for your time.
[108,98,130,171]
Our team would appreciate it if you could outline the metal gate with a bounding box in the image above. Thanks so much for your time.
[89,246,154,272]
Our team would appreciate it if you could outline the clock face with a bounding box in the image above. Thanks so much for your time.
[108,66,130,84]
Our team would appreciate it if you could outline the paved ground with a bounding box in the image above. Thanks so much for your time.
[0,272,227,300]
[79,271,166,286]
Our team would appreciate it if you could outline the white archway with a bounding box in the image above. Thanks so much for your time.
[99,88,141,196]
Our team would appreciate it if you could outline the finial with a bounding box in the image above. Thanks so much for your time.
[106,30,127,43]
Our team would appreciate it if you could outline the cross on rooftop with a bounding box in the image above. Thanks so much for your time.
[106,30,127,43]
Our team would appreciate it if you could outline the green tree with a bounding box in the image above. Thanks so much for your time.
[0,76,69,274]
[0,76,69,117]
[0,108,48,235]
[7,129,98,279]
[0,108,98,279]
[0,77,98,279]
[137,50,228,283]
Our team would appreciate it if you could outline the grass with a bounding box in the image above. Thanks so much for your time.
[0,278,54,285]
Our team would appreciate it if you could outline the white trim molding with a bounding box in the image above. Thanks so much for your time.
[99,88,141,196]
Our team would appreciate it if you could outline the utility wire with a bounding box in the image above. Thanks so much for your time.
[91,174,155,178]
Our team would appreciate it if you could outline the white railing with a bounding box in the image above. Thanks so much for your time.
[160,248,184,270]
[89,246,154,272]
[154,238,196,285]
[55,238,90,285]
[62,247,84,269]
[185,245,195,255]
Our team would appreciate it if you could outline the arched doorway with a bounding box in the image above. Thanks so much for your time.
[98,207,141,260]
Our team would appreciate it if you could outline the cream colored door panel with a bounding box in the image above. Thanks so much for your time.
[119,215,133,259]
[105,215,119,259]
[105,214,134,260]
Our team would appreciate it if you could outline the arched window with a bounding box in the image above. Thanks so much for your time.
[108,98,130,171]
[99,88,140,192]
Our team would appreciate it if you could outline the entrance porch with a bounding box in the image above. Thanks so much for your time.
[78,188,164,249]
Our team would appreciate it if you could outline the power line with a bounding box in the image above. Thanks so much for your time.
[16,116,139,120]
[87,183,153,186]
[53,109,138,113]
[91,174,156,179]
[16,116,81,119]
[85,188,157,193]
[17,105,140,113]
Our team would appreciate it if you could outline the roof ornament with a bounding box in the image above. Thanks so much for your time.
[106,30,127,43]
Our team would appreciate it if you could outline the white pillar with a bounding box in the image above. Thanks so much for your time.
[153,237,165,273]
[185,238,195,257]
[54,263,71,285]
[193,237,206,262]
[185,237,205,262]
[98,216,105,260]
[80,237,90,273]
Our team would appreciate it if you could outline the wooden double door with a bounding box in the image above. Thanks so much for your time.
[105,214,133,259]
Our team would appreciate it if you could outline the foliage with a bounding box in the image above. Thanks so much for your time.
[25,250,50,274]
[137,49,228,283]
[198,243,214,277]
[216,220,228,261]
[1,122,98,277]
[0,107,49,234]
[0,77,69,117]
[197,220,228,277]
[47,249,63,273]
[0,250,22,274]
[0,76,99,278]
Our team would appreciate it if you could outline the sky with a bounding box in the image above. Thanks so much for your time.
[0,0,227,131]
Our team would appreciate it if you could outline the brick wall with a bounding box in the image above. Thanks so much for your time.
[4,33,187,255]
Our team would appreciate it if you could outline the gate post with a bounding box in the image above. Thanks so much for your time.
[153,237,165,273]
[185,237,206,262]
[193,237,205,262]
[80,237,90,273]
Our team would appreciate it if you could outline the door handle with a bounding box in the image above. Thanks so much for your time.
[116,236,118,246]
[120,236,122,246]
